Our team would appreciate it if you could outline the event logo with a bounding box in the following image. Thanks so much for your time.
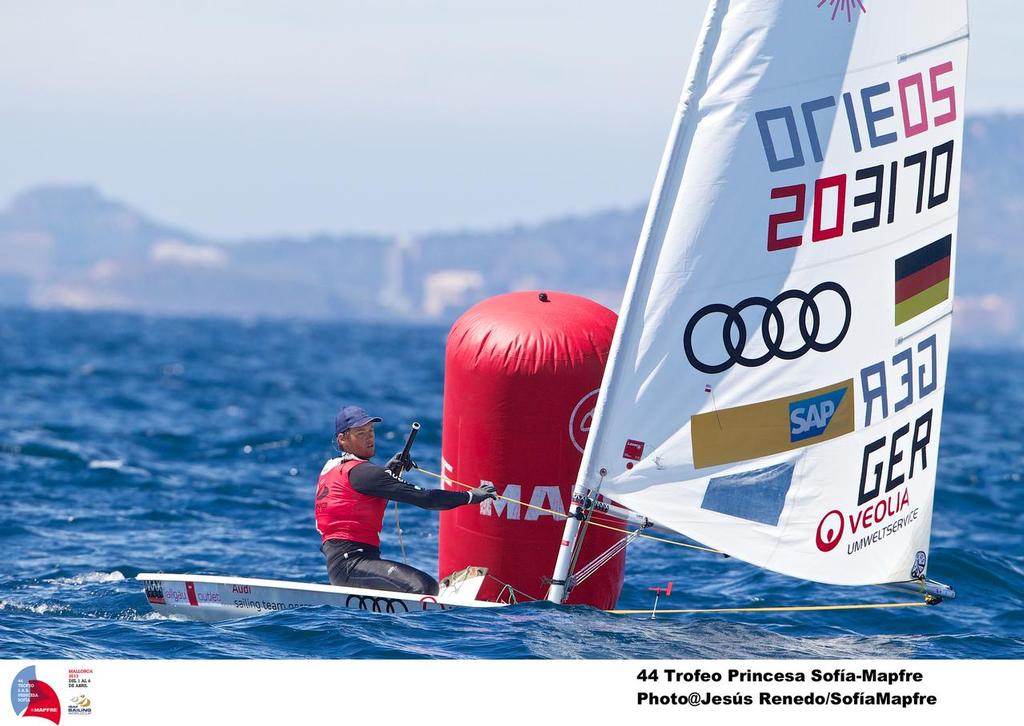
[691,379,854,468]
[10,666,61,725]
[66,668,92,717]
[569,389,599,454]
[816,0,866,23]
[683,282,851,374]
[67,694,92,716]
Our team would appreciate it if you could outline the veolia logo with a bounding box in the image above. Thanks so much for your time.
[816,0,866,23]
[569,389,600,454]
[816,510,845,552]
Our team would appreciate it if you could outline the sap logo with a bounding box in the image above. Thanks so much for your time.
[789,387,848,442]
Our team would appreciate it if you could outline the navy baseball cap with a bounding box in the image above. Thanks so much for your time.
[334,405,382,435]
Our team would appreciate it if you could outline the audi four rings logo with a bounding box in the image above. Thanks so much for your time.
[683,282,851,374]
[345,594,409,613]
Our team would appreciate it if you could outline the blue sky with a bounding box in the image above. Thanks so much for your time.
[0,1,1017,239]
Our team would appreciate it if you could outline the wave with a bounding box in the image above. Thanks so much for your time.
[47,570,127,586]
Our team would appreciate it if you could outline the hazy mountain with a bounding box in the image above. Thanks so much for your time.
[0,113,1021,346]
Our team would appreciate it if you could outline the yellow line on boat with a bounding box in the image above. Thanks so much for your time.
[607,601,929,615]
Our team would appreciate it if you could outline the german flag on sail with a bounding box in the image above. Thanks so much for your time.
[895,235,952,325]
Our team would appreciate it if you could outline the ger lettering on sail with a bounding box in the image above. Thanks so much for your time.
[549,0,969,600]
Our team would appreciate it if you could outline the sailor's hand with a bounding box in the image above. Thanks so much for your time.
[469,483,498,504]
[386,453,416,475]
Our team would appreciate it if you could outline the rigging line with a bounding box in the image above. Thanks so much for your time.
[417,466,568,518]
[392,501,408,565]
[574,538,624,583]
[709,387,723,430]
[484,574,538,603]
[607,600,929,616]
[574,528,643,586]
[416,466,722,555]
[589,518,716,552]
[620,528,720,555]
[586,511,630,526]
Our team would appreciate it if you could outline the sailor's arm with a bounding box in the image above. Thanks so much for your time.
[349,463,478,510]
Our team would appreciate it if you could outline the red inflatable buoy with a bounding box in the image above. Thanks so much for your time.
[438,291,625,608]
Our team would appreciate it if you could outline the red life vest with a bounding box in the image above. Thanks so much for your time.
[314,458,389,547]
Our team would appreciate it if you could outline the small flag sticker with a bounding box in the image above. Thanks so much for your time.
[623,439,645,461]
[705,384,712,393]
[895,235,952,325]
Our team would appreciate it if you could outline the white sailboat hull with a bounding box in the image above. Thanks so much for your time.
[138,570,504,622]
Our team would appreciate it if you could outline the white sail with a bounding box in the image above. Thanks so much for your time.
[578,0,968,586]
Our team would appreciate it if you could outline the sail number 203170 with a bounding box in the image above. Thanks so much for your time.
[756,59,960,252]
[766,139,954,251]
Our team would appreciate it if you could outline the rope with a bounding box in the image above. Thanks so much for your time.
[416,466,720,555]
[607,600,929,615]
[485,575,538,605]
[392,501,408,564]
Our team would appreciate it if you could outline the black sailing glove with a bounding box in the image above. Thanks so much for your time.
[386,453,417,476]
[468,483,498,504]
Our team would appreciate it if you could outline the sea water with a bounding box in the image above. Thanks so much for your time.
[0,309,1021,659]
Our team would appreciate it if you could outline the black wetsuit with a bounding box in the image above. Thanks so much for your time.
[321,462,470,595]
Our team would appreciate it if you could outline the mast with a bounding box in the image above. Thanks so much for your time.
[547,0,726,604]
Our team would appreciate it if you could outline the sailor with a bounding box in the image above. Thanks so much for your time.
[315,405,496,595]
